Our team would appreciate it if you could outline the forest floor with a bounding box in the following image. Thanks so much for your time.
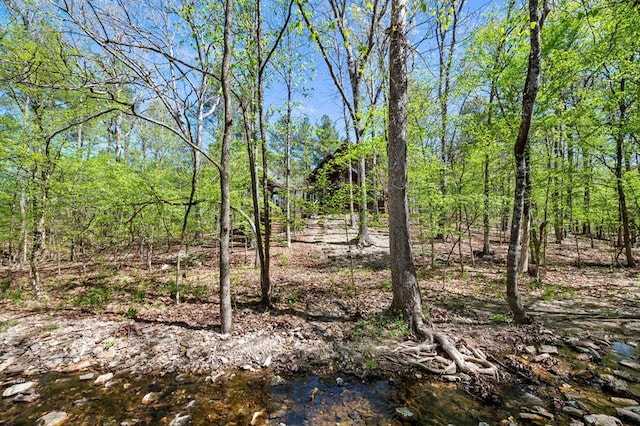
[1,217,640,424]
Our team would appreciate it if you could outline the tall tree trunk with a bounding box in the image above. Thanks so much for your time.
[219,0,234,334]
[435,0,464,238]
[284,73,293,248]
[388,0,429,339]
[518,147,532,273]
[506,0,547,325]
[257,0,272,306]
[616,130,635,268]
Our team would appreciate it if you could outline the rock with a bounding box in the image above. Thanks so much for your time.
[613,370,640,383]
[601,374,629,395]
[269,375,285,386]
[348,410,363,422]
[73,397,98,406]
[2,381,34,397]
[64,359,92,372]
[522,392,544,404]
[336,377,345,386]
[94,373,114,386]
[563,406,586,418]
[142,392,162,404]
[620,360,640,372]
[0,356,16,372]
[79,373,95,381]
[105,379,122,388]
[539,345,559,354]
[13,392,40,403]
[395,407,416,421]
[611,397,638,406]
[533,353,551,363]
[168,413,193,426]
[615,407,640,425]
[35,411,68,426]
[529,406,555,420]
[574,370,595,380]
[250,410,265,425]
[262,356,272,368]
[97,350,116,359]
[583,414,622,426]
[519,412,547,423]
[525,346,537,355]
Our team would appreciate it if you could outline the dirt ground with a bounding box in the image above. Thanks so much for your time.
[1,216,639,383]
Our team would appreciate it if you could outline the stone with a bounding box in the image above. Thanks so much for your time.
[615,408,640,424]
[525,346,537,355]
[563,406,586,418]
[620,360,640,372]
[611,397,638,406]
[269,375,285,386]
[395,407,416,421]
[519,412,547,423]
[94,373,114,385]
[0,356,16,372]
[105,379,122,388]
[262,356,272,368]
[250,410,265,425]
[98,350,117,359]
[522,392,544,404]
[79,373,95,381]
[539,345,558,354]
[601,374,629,395]
[613,370,640,383]
[574,370,594,380]
[583,414,622,426]
[533,353,551,363]
[63,359,92,372]
[35,411,68,426]
[336,377,345,386]
[529,406,555,420]
[168,413,192,426]
[13,392,40,403]
[142,392,162,404]
[2,381,34,397]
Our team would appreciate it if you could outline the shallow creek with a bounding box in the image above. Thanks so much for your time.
[1,342,638,425]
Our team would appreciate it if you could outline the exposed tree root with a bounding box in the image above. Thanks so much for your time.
[384,330,498,378]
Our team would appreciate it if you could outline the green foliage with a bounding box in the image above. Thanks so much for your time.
[74,286,112,310]
[490,313,511,325]
[352,313,410,342]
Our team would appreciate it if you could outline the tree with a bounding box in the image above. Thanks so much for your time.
[506,0,548,325]
[297,0,389,246]
[388,0,428,338]
[219,0,234,333]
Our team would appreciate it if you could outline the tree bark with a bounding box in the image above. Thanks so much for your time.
[388,0,429,339]
[219,0,234,334]
[257,0,272,306]
[518,147,532,273]
[615,79,635,267]
[506,0,547,325]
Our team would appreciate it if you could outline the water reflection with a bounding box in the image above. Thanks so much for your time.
[1,371,519,425]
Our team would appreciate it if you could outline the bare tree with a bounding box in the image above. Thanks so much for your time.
[297,0,389,246]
